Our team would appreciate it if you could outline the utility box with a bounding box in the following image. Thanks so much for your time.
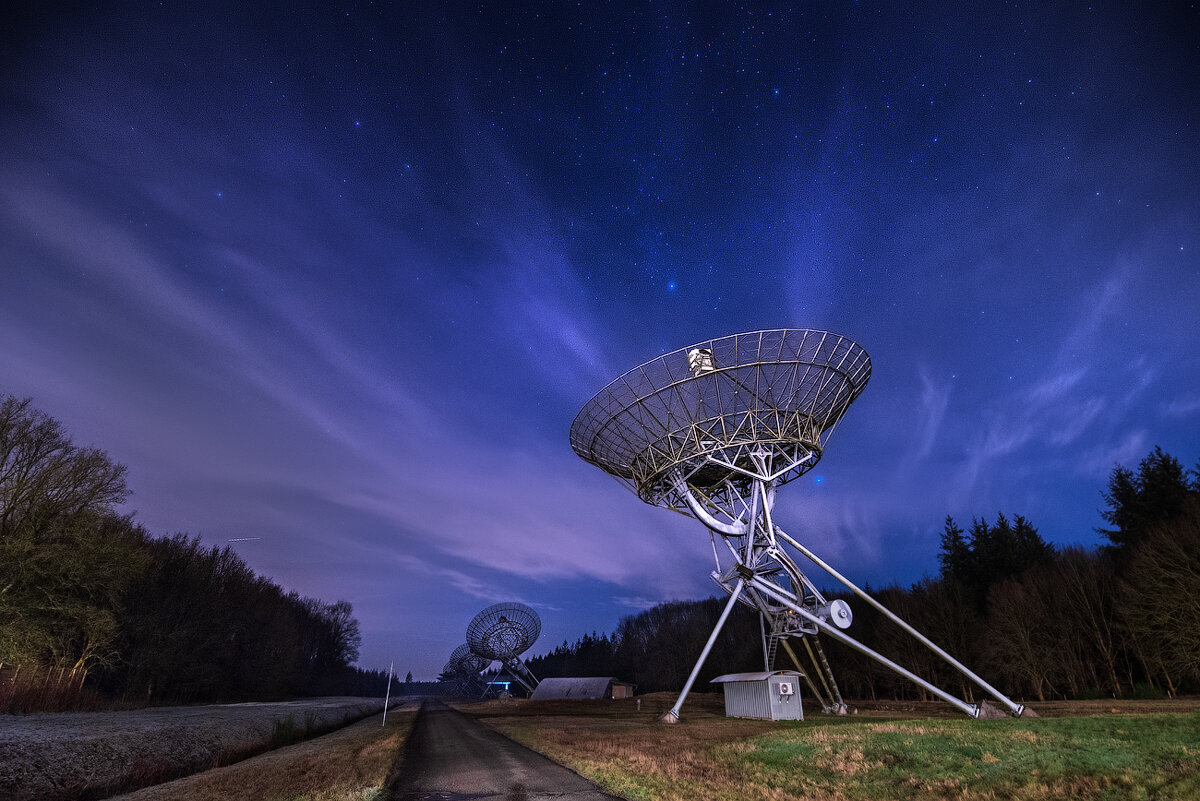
[710,671,803,721]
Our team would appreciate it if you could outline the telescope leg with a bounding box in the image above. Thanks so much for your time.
[776,527,1025,716]
[506,660,538,694]
[806,636,848,714]
[760,614,771,670]
[782,638,831,713]
[663,579,745,723]
[748,575,981,717]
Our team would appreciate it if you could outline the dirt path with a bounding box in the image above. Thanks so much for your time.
[385,700,623,801]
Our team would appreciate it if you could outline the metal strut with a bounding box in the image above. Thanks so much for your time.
[663,459,1026,721]
[804,635,847,714]
[774,526,1025,717]
[747,575,981,717]
[570,330,1024,722]
[662,579,746,723]
[505,658,539,694]
[781,638,831,713]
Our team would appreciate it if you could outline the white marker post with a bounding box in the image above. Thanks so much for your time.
[382,661,394,727]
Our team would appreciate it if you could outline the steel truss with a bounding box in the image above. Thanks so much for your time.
[660,443,1026,722]
[443,643,487,697]
[466,602,542,694]
[570,329,1027,722]
[480,658,540,697]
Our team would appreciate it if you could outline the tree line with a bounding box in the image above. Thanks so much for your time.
[527,446,1200,703]
[0,395,386,707]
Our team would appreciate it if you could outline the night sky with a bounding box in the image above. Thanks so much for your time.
[3,3,1197,679]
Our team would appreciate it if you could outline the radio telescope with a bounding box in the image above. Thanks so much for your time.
[466,602,541,693]
[443,643,488,695]
[571,329,1026,721]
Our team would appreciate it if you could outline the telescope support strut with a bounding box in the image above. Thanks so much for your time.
[662,579,745,723]
[773,528,1025,717]
[664,453,1026,721]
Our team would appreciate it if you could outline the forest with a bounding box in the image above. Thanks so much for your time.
[0,395,389,711]
[6,390,1198,711]
[527,446,1200,703]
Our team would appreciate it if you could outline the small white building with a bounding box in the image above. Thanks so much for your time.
[710,670,803,720]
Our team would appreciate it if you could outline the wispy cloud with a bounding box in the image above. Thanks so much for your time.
[387,552,534,605]
[1047,397,1107,447]
[484,234,618,394]
[0,64,710,617]
[911,365,952,461]
[777,490,886,574]
[613,596,672,610]
[1027,367,1088,405]
[1079,431,1150,479]
[7,3,1198,678]
[1162,394,1200,419]
[954,270,1129,496]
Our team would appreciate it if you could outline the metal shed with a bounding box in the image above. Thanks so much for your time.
[710,671,803,720]
[530,677,636,700]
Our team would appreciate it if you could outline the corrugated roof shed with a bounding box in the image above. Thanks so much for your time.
[531,677,629,700]
[710,670,804,721]
[711,670,803,683]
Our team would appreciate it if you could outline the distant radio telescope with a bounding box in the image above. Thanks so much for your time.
[466,602,541,693]
[570,329,1026,721]
[442,643,488,695]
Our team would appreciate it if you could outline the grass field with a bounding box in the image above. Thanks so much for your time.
[473,693,1200,801]
[111,706,415,801]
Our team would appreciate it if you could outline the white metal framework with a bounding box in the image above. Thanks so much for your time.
[466,602,541,694]
[570,329,1026,721]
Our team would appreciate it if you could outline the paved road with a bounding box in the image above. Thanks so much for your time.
[386,700,623,801]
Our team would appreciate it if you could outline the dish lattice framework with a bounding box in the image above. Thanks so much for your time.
[569,328,1027,721]
[466,602,542,662]
[570,329,871,511]
[445,643,488,677]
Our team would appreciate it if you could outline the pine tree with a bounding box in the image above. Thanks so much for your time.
[1012,514,1054,573]
[938,516,969,584]
[1100,446,1191,550]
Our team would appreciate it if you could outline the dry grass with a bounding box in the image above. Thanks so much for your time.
[473,693,1200,801]
[111,707,415,801]
[471,693,808,801]
[851,696,1200,718]
[0,697,387,800]
[0,663,133,714]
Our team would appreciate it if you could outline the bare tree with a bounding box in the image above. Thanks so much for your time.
[0,396,137,671]
[913,579,983,702]
[984,570,1061,701]
[0,396,128,539]
[1120,497,1200,690]
[1054,548,1123,695]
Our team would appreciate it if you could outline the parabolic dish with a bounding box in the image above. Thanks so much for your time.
[466,602,542,662]
[570,329,871,508]
[449,642,488,675]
